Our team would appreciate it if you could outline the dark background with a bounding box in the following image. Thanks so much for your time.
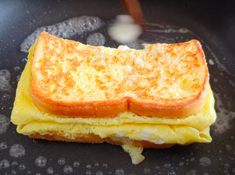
[0,0,234,174]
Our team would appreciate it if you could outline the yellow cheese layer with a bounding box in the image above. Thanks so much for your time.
[11,46,216,164]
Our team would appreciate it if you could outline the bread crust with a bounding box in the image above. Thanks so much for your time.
[129,83,208,118]
[30,132,174,149]
[31,32,209,118]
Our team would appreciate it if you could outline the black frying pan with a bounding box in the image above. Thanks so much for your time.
[0,0,235,174]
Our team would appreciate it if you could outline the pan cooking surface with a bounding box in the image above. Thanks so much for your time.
[0,1,235,174]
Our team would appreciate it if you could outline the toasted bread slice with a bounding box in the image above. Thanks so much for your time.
[31,32,208,118]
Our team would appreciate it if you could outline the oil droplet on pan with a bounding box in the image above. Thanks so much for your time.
[0,114,10,134]
[199,157,211,167]
[9,144,26,158]
[63,165,73,174]
[46,167,54,174]
[0,142,7,150]
[57,158,66,166]
[0,159,10,169]
[35,156,47,167]
[73,161,80,167]
[0,69,12,91]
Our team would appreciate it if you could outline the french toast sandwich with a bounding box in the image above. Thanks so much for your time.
[11,32,216,164]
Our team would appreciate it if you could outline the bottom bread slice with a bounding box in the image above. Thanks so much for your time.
[11,46,217,164]
[30,132,173,164]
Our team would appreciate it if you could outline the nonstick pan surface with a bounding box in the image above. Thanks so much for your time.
[0,1,235,174]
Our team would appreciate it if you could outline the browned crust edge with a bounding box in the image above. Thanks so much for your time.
[31,32,209,119]
[30,132,174,149]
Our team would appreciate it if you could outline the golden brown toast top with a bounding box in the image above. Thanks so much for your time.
[31,32,208,118]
